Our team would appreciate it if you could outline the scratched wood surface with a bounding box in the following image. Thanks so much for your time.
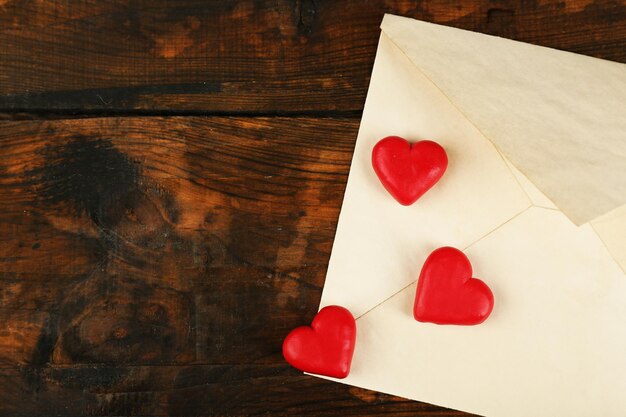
[2,0,626,113]
[1,1,625,416]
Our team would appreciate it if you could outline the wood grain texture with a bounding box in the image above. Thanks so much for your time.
[0,365,467,416]
[0,117,475,416]
[1,1,622,415]
[1,0,626,113]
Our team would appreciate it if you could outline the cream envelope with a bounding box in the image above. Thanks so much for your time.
[317,14,626,417]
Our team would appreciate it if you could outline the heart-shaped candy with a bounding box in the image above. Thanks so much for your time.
[372,136,448,205]
[414,247,494,325]
[282,305,356,378]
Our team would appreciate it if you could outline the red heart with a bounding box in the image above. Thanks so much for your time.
[414,247,494,325]
[372,136,448,205]
[282,305,356,378]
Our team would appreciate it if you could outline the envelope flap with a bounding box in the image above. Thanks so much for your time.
[591,203,626,273]
[381,14,626,225]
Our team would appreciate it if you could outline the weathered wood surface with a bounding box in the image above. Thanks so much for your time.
[0,117,475,415]
[1,1,623,415]
[1,0,626,113]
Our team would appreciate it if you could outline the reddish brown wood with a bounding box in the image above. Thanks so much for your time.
[1,0,625,113]
[1,1,622,415]
[0,364,472,416]
[0,117,476,416]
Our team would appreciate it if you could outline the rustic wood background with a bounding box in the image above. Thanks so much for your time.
[1,1,625,416]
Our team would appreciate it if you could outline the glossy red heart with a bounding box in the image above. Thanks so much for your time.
[372,136,448,205]
[282,305,356,379]
[414,247,494,325]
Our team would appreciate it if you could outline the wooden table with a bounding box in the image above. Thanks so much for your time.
[1,1,624,415]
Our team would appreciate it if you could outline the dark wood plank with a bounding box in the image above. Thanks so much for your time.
[2,2,620,414]
[0,364,471,416]
[0,116,476,415]
[1,0,625,113]
[0,116,351,363]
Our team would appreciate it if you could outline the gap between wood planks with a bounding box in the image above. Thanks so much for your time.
[0,109,364,121]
